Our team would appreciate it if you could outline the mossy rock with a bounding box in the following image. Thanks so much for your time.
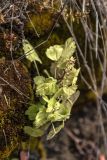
[0,58,32,159]
[25,10,56,37]
[25,0,61,36]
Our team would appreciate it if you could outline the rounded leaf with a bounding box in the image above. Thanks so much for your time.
[46,45,63,61]
[24,126,44,137]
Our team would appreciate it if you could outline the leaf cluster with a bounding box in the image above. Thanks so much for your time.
[23,38,80,140]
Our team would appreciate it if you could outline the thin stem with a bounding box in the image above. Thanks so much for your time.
[34,61,40,76]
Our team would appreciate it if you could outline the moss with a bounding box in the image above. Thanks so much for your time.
[25,0,62,37]
[0,58,32,159]
[25,10,55,36]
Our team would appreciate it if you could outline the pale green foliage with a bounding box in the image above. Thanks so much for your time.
[35,77,58,96]
[46,45,63,61]
[47,102,70,122]
[57,38,76,69]
[63,37,76,57]
[24,126,44,137]
[23,39,42,63]
[25,103,42,120]
[34,76,45,85]
[35,107,48,128]
[24,37,80,140]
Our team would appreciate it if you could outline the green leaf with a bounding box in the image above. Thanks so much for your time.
[63,68,80,87]
[64,101,73,117]
[42,96,49,103]
[63,85,77,97]
[48,102,70,122]
[34,107,48,128]
[57,38,76,68]
[24,126,44,137]
[72,68,80,85]
[46,45,63,61]
[47,123,64,140]
[34,76,45,85]
[36,77,58,96]
[63,37,76,56]
[46,97,57,113]
[25,103,42,120]
[23,39,42,63]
